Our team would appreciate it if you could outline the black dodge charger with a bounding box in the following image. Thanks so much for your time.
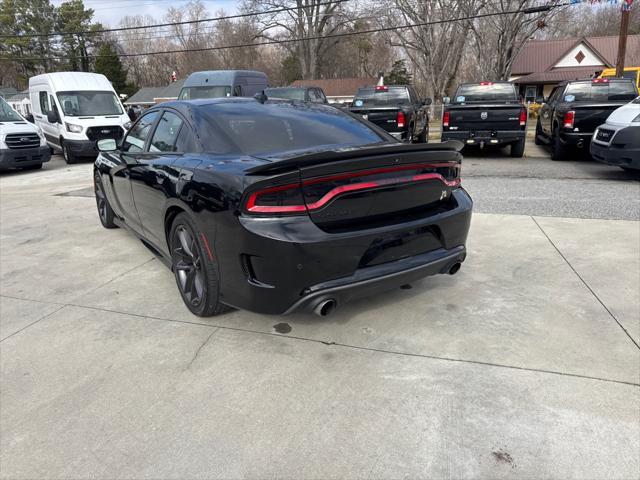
[94,98,472,317]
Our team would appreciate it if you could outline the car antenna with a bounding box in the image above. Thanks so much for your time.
[254,91,268,104]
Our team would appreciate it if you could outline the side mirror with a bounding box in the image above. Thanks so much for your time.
[442,96,450,105]
[46,110,59,124]
[97,138,118,152]
[25,114,34,123]
[423,98,432,106]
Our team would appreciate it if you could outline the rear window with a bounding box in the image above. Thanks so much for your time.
[453,83,518,103]
[601,70,639,84]
[563,81,638,102]
[198,102,385,155]
[179,86,232,100]
[264,88,306,101]
[353,87,410,107]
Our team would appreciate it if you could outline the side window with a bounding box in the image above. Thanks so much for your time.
[175,125,194,152]
[308,89,319,102]
[407,87,417,104]
[233,85,242,97]
[149,111,184,153]
[39,92,49,113]
[317,89,327,103]
[122,111,159,153]
[49,95,58,114]
[548,87,561,104]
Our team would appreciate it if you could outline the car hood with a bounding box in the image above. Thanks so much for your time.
[0,120,40,135]
[606,100,640,126]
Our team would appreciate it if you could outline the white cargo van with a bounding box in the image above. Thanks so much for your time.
[178,70,269,100]
[29,72,131,163]
[0,96,51,171]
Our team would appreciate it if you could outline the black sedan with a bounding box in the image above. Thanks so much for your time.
[94,98,472,317]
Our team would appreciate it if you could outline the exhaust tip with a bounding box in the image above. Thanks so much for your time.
[448,262,462,275]
[314,299,337,317]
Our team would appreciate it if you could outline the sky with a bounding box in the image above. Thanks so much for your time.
[50,0,240,28]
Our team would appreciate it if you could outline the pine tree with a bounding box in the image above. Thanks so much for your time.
[94,43,135,96]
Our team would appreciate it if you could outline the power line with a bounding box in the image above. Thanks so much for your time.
[0,3,565,62]
[0,0,352,39]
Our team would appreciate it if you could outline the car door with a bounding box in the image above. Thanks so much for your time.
[112,110,160,232]
[129,110,187,248]
[541,87,560,135]
[408,86,426,134]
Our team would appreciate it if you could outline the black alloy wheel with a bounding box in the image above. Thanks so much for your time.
[169,213,229,317]
[94,173,117,228]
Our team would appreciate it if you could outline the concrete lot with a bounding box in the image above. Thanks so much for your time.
[1,155,639,479]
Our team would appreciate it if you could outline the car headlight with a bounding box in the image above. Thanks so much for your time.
[123,121,132,130]
[65,122,83,133]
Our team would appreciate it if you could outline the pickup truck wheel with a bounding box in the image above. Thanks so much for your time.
[534,119,544,145]
[62,141,77,164]
[510,138,525,158]
[551,128,567,161]
[416,126,428,143]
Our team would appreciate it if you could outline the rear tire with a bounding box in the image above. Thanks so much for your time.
[551,127,567,161]
[94,172,117,229]
[170,212,229,317]
[534,119,544,145]
[510,138,525,158]
[62,140,77,164]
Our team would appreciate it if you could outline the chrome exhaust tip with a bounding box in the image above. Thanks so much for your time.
[314,299,337,317]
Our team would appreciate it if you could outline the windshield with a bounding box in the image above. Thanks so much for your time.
[57,91,123,116]
[0,97,23,122]
[353,87,410,107]
[563,81,638,102]
[453,83,518,103]
[179,86,232,100]
[198,102,386,156]
[264,88,305,101]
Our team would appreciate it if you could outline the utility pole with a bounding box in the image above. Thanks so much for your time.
[615,4,631,77]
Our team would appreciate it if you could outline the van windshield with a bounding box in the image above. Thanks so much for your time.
[179,86,232,100]
[57,91,123,116]
[0,98,23,122]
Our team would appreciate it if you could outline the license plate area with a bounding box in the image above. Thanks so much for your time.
[358,225,442,268]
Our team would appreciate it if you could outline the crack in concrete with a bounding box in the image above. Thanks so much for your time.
[531,216,640,351]
[185,329,219,371]
[0,304,65,342]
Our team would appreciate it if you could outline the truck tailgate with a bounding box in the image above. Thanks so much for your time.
[573,103,628,132]
[448,104,523,130]
[350,107,399,133]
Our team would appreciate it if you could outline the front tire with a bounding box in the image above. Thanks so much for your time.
[170,213,228,317]
[510,138,525,157]
[94,172,117,228]
[62,140,77,164]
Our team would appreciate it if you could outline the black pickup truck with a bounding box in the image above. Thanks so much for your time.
[535,78,639,160]
[349,85,430,143]
[441,82,527,157]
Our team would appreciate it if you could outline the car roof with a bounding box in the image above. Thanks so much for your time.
[182,70,267,87]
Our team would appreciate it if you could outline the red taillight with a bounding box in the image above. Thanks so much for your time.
[397,111,406,128]
[592,78,609,84]
[480,81,494,86]
[443,111,450,127]
[375,85,388,91]
[563,111,575,129]
[244,163,461,215]
[519,109,527,127]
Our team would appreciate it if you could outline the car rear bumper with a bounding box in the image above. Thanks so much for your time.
[214,188,473,315]
[441,130,524,145]
[0,146,51,168]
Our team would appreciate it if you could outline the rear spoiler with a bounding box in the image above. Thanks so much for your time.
[246,140,464,175]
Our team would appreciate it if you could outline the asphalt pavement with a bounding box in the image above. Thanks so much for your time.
[1,154,639,479]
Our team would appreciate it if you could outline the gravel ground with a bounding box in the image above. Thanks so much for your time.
[461,152,640,220]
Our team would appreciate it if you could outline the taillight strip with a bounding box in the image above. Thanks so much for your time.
[246,172,460,213]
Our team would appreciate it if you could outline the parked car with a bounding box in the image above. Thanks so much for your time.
[29,72,131,164]
[441,81,527,157]
[535,78,639,160]
[93,98,472,317]
[349,85,430,143]
[590,96,640,171]
[0,96,51,171]
[264,86,328,103]
[178,70,268,100]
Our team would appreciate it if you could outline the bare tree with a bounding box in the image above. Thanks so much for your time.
[243,0,352,79]
[470,0,565,80]
[389,0,487,100]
